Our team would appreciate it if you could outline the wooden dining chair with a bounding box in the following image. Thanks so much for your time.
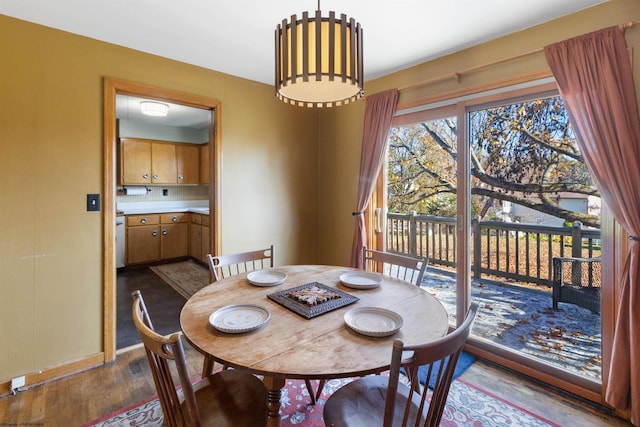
[323,302,478,427]
[203,244,274,374]
[205,245,319,404]
[131,290,267,427]
[202,245,275,376]
[363,246,429,286]
[313,248,431,401]
[206,244,274,282]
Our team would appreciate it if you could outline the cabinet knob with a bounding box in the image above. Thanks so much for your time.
[178,175,184,180]
[143,173,149,179]
[152,230,158,237]
[162,229,168,236]
[140,217,147,224]
[172,216,178,222]
[153,174,159,180]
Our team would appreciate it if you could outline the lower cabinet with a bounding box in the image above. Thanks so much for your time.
[126,215,160,265]
[160,213,189,259]
[201,222,210,262]
[126,224,160,265]
[125,213,189,265]
[189,214,210,263]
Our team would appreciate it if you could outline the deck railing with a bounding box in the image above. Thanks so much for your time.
[386,212,601,287]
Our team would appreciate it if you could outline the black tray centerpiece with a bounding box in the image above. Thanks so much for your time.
[267,282,359,319]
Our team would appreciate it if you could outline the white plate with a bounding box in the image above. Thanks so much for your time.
[339,271,383,289]
[344,307,403,337]
[246,270,287,287]
[208,304,270,334]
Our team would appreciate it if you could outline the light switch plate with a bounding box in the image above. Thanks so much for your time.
[87,194,100,211]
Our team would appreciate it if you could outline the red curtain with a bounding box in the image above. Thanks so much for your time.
[350,89,399,268]
[544,26,640,424]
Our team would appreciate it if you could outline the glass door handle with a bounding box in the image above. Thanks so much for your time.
[375,208,383,233]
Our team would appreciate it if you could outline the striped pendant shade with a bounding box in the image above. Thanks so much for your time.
[275,7,364,108]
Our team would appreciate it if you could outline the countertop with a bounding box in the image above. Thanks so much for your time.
[189,207,210,215]
[117,201,209,216]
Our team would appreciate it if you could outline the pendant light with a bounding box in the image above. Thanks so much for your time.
[275,1,364,108]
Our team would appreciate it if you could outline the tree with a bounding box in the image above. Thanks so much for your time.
[387,95,600,227]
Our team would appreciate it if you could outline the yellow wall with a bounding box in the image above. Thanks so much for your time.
[317,0,640,266]
[0,15,318,381]
[1,0,639,387]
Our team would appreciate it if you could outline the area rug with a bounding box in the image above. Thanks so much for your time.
[83,377,560,427]
[149,260,209,299]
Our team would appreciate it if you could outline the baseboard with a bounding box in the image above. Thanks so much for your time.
[0,352,105,397]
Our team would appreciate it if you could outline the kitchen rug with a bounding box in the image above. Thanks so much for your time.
[149,260,210,299]
[82,377,561,427]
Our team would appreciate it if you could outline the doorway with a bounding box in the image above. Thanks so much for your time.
[103,77,222,361]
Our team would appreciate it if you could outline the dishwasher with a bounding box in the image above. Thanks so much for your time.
[116,215,125,268]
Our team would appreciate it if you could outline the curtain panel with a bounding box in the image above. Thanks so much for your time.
[544,26,640,424]
[350,89,399,268]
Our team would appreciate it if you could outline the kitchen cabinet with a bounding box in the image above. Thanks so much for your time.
[125,213,189,265]
[201,221,210,262]
[126,214,160,264]
[120,138,203,185]
[120,139,152,184]
[160,213,189,259]
[176,144,200,184]
[190,214,203,261]
[190,214,210,263]
[152,142,177,184]
[200,143,209,184]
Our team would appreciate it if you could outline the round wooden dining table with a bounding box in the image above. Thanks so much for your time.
[180,264,449,427]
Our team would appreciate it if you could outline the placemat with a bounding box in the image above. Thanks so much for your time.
[268,282,359,319]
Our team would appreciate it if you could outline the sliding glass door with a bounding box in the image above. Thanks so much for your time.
[385,105,461,324]
[377,82,604,397]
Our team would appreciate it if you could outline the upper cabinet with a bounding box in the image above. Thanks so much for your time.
[120,138,152,184]
[151,141,177,184]
[176,144,200,184]
[119,137,204,185]
[200,143,209,184]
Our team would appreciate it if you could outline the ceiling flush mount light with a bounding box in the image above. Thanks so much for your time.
[140,101,169,117]
[275,0,364,108]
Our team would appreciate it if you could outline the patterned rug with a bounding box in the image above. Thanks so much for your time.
[149,260,210,299]
[83,377,560,427]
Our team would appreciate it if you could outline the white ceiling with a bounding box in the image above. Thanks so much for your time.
[1,0,607,86]
[116,95,212,129]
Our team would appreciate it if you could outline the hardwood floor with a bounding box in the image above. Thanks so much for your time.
[0,265,630,426]
[460,361,630,426]
[117,265,186,349]
[0,342,629,426]
[0,344,203,426]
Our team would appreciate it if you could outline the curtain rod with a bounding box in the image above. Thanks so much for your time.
[398,20,640,93]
